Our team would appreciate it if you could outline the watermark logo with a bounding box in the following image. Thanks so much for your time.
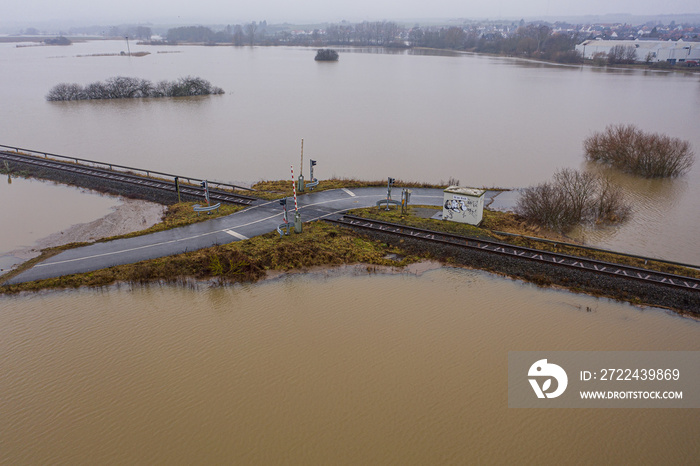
[528,359,568,399]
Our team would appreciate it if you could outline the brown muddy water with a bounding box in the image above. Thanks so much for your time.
[0,177,119,270]
[1,268,698,464]
[0,177,164,271]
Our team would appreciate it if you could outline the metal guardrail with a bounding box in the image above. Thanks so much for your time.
[0,143,254,192]
[193,203,221,214]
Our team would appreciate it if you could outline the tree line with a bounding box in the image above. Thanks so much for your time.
[411,24,583,63]
[166,23,267,46]
[46,76,224,101]
[160,22,583,63]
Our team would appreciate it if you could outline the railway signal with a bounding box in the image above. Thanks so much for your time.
[200,180,210,205]
[376,177,401,210]
[306,159,319,190]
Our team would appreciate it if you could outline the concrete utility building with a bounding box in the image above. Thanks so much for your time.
[442,186,485,226]
[575,39,700,64]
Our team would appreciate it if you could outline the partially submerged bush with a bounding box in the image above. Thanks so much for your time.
[584,124,695,178]
[315,49,339,61]
[516,168,631,232]
[44,36,72,46]
[46,76,224,101]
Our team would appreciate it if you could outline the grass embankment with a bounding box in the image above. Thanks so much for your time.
[3,179,698,300]
[348,205,700,280]
[251,177,448,199]
[115,201,243,238]
[0,222,419,294]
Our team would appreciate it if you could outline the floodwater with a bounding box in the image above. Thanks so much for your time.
[0,176,120,270]
[0,41,698,263]
[1,268,698,464]
[1,41,699,464]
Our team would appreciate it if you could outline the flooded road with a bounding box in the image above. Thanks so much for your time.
[1,268,698,464]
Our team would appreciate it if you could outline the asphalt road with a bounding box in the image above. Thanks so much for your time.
[6,187,452,284]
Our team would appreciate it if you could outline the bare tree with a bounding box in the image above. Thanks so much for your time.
[47,76,225,101]
[623,45,638,63]
[232,25,245,46]
[245,22,257,46]
[46,83,84,101]
[516,168,631,232]
[607,45,637,65]
[584,124,695,177]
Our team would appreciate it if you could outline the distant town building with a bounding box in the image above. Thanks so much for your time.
[576,39,700,64]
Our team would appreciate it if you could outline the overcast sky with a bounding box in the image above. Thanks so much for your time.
[4,0,700,25]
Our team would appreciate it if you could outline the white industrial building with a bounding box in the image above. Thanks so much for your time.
[575,39,700,64]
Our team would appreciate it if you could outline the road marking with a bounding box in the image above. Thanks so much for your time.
[29,188,445,271]
[36,212,281,268]
[224,229,248,240]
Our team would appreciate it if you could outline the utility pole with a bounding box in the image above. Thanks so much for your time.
[125,36,131,56]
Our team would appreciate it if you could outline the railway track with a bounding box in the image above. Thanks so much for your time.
[326,214,700,294]
[1,151,258,206]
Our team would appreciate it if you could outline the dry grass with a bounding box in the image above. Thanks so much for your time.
[112,201,243,239]
[0,202,242,285]
[0,222,422,294]
[251,177,447,199]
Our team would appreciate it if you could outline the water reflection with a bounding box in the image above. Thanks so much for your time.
[47,94,218,112]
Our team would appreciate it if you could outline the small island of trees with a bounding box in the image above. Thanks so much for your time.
[315,49,339,61]
[44,37,72,46]
[46,76,224,101]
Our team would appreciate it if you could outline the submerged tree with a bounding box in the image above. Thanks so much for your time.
[516,168,630,232]
[315,49,339,61]
[44,36,72,45]
[584,124,695,178]
[46,76,224,101]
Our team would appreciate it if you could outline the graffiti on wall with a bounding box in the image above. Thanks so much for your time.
[443,195,480,221]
